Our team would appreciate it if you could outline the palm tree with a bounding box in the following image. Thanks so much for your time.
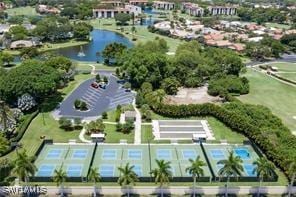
[288,161,296,197]
[150,159,172,197]
[0,100,11,135]
[13,150,37,185]
[218,150,244,197]
[253,157,275,197]
[185,156,206,197]
[88,167,101,197]
[53,168,67,197]
[117,163,139,197]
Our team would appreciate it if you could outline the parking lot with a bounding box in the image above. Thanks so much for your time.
[54,72,135,119]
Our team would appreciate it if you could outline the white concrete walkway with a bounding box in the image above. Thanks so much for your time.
[79,128,92,143]
[89,64,96,75]
[133,99,142,144]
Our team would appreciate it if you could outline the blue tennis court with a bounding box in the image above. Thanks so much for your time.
[210,149,225,160]
[128,150,142,160]
[37,164,55,177]
[182,150,197,160]
[100,165,115,177]
[72,149,88,159]
[66,164,82,177]
[244,164,256,176]
[46,149,62,159]
[133,164,142,176]
[157,149,172,160]
[235,148,250,160]
[102,149,117,160]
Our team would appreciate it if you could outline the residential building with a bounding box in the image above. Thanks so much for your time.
[208,5,237,15]
[100,1,123,7]
[153,1,175,10]
[181,3,204,17]
[129,0,148,6]
[36,4,60,14]
[93,5,142,18]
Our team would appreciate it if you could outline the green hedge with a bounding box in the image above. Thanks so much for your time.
[1,110,39,156]
[152,102,296,177]
[11,110,39,142]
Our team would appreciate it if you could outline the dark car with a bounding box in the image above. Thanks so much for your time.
[91,82,99,89]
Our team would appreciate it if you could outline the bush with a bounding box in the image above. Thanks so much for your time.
[208,75,249,97]
[102,111,108,119]
[58,117,73,130]
[74,99,88,111]
[74,99,81,109]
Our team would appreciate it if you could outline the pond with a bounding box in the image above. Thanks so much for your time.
[56,29,133,62]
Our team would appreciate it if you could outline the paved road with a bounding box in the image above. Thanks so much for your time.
[19,186,296,196]
[55,72,135,120]
[246,53,296,66]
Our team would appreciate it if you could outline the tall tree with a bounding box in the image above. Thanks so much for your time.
[185,156,206,197]
[288,161,296,197]
[253,157,275,197]
[0,100,12,135]
[53,168,67,197]
[218,151,244,197]
[150,159,172,197]
[88,167,101,197]
[117,163,139,197]
[13,150,37,185]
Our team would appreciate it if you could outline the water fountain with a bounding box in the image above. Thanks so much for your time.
[77,46,86,57]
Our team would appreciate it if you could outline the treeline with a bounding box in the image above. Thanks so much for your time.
[0,55,75,103]
[237,7,288,24]
[117,39,247,98]
[5,16,92,42]
[151,101,296,178]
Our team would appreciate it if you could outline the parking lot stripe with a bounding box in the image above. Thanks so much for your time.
[82,96,97,103]
[109,98,134,108]
[111,95,134,103]
[87,88,103,96]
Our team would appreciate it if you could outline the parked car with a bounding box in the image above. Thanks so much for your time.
[91,82,99,89]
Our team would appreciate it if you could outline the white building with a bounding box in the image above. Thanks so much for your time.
[93,5,142,18]
[208,6,237,15]
[181,3,204,17]
[153,1,175,10]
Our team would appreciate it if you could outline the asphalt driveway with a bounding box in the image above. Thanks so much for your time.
[54,72,135,119]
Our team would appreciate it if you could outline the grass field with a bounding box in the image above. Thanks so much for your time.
[239,68,296,133]
[268,62,296,82]
[90,19,183,53]
[265,22,291,30]
[75,62,116,71]
[6,6,38,16]
[104,124,134,143]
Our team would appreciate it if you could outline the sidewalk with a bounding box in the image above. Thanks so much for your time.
[133,99,142,144]
[37,185,296,196]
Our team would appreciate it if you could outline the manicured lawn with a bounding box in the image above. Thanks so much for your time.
[104,124,134,143]
[75,62,116,71]
[269,62,296,72]
[6,6,38,16]
[277,73,296,82]
[265,22,291,30]
[90,19,183,52]
[5,74,93,159]
[40,40,89,52]
[239,68,296,132]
